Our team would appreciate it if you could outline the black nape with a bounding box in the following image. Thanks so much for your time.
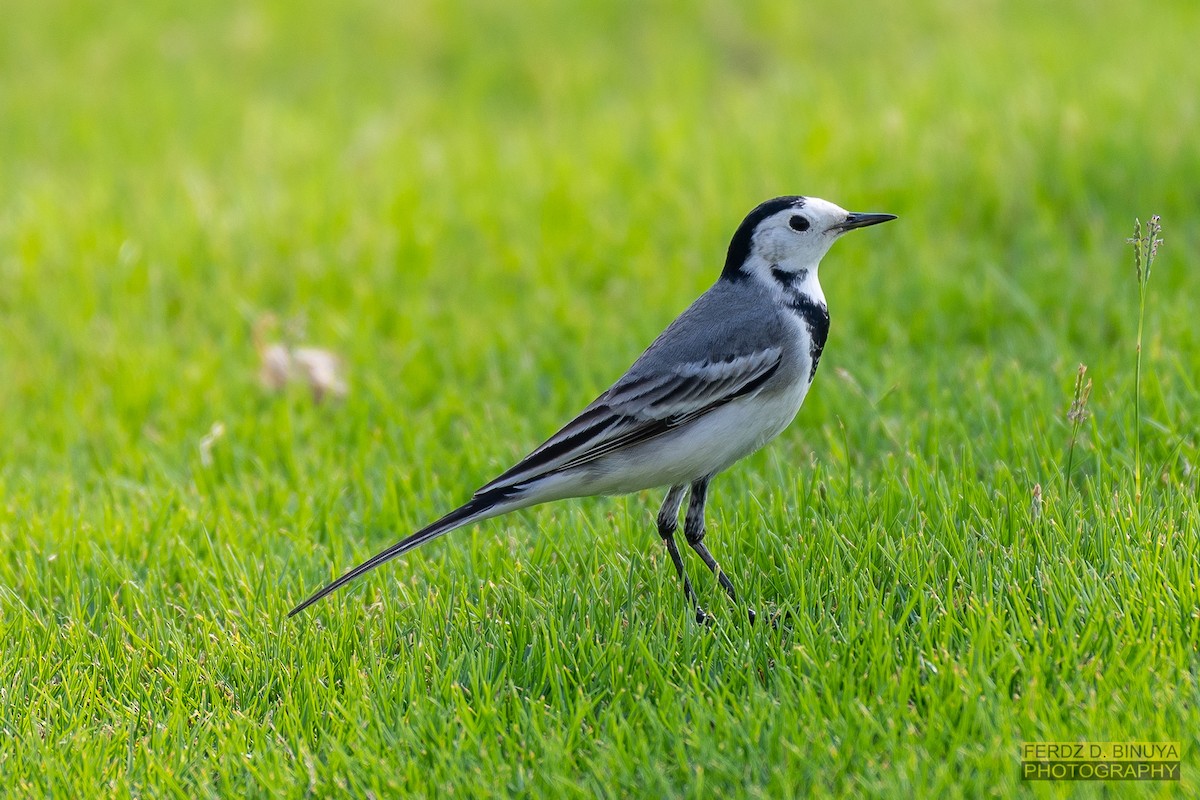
[720,196,806,281]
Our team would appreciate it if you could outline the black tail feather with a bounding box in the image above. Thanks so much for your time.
[288,493,502,617]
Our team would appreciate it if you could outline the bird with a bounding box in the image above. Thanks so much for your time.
[289,196,895,622]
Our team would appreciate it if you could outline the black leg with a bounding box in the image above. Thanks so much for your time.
[685,478,756,624]
[657,484,707,623]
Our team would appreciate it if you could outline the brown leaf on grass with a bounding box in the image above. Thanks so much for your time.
[259,342,292,392]
[292,346,348,403]
[253,313,348,403]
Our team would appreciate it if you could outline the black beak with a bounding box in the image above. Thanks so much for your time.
[832,212,897,233]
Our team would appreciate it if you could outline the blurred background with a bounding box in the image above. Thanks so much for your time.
[1,0,1198,792]
[2,0,1196,478]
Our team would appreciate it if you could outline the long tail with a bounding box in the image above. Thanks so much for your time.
[288,488,524,617]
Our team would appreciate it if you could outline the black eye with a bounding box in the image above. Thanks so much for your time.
[789,215,810,232]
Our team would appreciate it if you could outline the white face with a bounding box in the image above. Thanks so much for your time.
[723,196,895,284]
[747,197,853,275]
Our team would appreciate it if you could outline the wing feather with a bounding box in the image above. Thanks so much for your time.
[475,347,782,495]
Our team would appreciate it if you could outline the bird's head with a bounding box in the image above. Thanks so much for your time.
[721,196,895,282]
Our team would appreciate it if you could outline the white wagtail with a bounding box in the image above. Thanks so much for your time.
[290,196,895,622]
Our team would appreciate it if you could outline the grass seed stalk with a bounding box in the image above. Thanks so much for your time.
[1127,215,1164,507]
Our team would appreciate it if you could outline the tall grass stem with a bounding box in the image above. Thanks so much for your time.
[1128,215,1164,511]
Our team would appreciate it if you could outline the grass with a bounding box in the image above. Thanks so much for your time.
[1129,215,1165,511]
[1,0,1199,796]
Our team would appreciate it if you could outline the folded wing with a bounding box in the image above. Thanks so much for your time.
[475,347,783,496]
